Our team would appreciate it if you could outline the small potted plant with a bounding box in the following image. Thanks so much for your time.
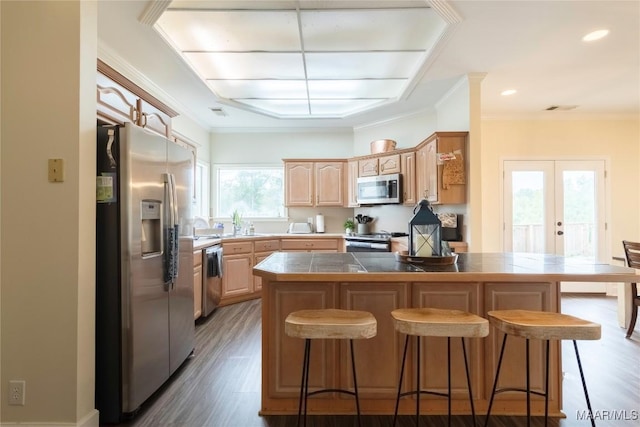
[232,209,242,235]
[343,218,355,235]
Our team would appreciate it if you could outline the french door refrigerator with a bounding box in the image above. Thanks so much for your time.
[96,123,195,423]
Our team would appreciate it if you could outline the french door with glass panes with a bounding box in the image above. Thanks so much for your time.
[503,160,606,292]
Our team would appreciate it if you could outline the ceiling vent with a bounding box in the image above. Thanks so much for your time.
[545,105,578,111]
[210,107,227,117]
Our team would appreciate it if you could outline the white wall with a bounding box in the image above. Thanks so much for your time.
[209,130,354,233]
[210,129,354,163]
[481,118,640,258]
[1,1,98,425]
[353,110,438,155]
[172,114,211,160]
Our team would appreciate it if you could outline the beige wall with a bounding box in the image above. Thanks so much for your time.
[481,118,640,257]
[1,1,98,425]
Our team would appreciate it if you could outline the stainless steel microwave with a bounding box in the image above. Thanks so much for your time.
[356,173,402,205]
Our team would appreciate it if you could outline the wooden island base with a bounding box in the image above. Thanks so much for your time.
[254,252,637,417]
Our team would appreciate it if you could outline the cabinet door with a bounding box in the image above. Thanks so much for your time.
[413,283,484,402]
[378,153,401,175]
[315,162,345,206]
[346,159,359,207]
[222,254,253,297]
[416,145,428,201]
[401,151,417,205]
[285,162,314,206]
[266,283,337,397]
[435,133,467,204]
[425,139,438,203]
[340,283,409,396]
[358,158,378,177]
[484,283,559,410]
[97,73,138,125]
[193,250,203,320]
[254,251,276,291]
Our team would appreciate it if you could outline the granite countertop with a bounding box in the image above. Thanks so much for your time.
[192,233,345,250]
[253,252,640,283]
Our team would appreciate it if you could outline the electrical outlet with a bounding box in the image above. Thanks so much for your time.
[8,380,25,405]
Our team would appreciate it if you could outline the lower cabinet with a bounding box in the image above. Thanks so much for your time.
[340,283,410,396]
[262,278,560,416]
[266,282,410,400]
[221,241,256,306]
[254,239,280,291]
[193,249,203,320]
[280,238,340,252]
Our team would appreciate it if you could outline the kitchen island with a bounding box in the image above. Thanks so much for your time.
[253,252,638,418]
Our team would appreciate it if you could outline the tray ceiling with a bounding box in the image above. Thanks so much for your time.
[154,2,448,119]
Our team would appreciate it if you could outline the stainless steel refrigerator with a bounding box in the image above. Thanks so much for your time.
[96,123,195,423]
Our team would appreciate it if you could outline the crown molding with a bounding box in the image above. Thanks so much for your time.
[138,0,172,26]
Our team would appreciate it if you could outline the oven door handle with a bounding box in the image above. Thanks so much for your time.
[370,242,390,250]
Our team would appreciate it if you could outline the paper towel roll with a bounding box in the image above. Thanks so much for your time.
[316,214,325,233]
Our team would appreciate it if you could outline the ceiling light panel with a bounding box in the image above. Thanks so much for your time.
[239,99,312,116]
[310,99,387,115]
[156,10,301,51]
[307,79,406,98]
[305,52,423,79]
[207,79,308,99]
[184,52,305,79]
[300,8,443,51]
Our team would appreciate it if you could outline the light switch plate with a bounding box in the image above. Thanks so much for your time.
[48,158,64,182]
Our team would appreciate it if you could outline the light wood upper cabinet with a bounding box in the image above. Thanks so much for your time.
[97,61,177,139]
[416,132,468,205]
[347,160,359,207]
[284,160,346,207]
[416,145,428,201]
[378,153,401,175]
[358,154,401,177]
[315,162,345,206]
[401,151,417,206]
[284,162,314,206]
[358,158,378,177]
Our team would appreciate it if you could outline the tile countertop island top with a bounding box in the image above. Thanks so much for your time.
[256,252,638,418]
[253,251,639,283]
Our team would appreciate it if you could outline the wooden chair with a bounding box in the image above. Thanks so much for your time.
[622,240,640,338]
[391,308,489,427]
[285,309,377,427]
[483,310,601,427]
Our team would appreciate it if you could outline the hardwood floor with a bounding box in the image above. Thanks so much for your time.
[112,295,639,427]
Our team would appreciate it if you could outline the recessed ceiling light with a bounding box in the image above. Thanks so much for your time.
[582,29,609,42]
[501,89,517,96]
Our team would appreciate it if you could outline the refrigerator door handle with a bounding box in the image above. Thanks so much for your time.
[163,173,174,287]
[168,173,179,282]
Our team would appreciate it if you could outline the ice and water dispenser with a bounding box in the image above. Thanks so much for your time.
[141,200,162,257]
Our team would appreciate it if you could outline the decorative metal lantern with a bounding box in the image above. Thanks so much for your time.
[409,199,442,257]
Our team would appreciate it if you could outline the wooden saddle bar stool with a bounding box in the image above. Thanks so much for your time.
[284,309,377,427]
[622,240,640,338]
[391,308,490,427]
[483,310,601,427]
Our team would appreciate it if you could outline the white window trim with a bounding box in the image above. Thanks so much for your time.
[212,163,288,221]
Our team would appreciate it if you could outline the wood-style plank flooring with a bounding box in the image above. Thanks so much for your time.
[112,295,639,427]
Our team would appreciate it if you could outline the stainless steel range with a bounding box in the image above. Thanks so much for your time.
[344,232,407,252]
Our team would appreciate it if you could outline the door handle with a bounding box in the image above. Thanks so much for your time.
[557,230,564,235]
